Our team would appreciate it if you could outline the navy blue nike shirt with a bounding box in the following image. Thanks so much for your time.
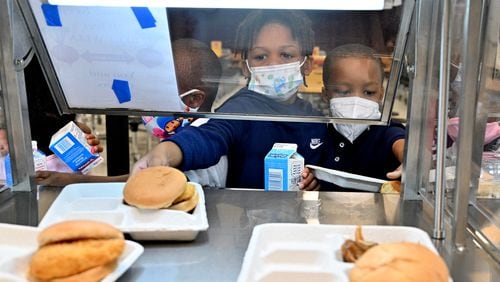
[168,88,328,189]
[319,122,406,191]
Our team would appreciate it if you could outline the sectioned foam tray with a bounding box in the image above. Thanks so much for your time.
[39,182,209,240]
[0,223,143,282]
[237,223,443,282]
[307,164,385,192]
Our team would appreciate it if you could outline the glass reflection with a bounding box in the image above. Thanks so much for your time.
[167,7,403,120]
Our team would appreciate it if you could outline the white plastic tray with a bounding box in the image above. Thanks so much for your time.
[306,165,385,192]
[237,223,441,282]
[0,223,143,282]
[38,182,209,240]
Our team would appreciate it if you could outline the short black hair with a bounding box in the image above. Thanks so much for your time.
[233,10,315,60]
[323,44,384,85]
[172,39,222,111]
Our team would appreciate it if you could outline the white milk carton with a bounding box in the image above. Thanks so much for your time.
[49,121,103,174]
[264,143,304,191]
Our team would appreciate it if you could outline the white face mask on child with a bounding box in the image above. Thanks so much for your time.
[246,59,305,102]
[178,89,201,112]
[330,97,381,143]
[142,89,201,138]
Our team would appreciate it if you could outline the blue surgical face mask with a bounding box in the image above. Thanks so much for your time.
[246,59,306,102]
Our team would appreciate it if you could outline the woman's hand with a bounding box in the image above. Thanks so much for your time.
[299,167,320,191]
[75,122,103,153]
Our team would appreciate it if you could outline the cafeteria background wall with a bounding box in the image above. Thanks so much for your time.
[167,7,402,55]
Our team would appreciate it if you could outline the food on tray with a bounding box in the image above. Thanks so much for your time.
[169,183,199,212]
[123,166,198,212]
[341,225,378,262]
[28,220,125,281]
[349,242,449,282]
[380,180,401,193]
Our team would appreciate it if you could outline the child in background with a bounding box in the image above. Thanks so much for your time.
[302,44,405,191]
[133,10,325,190]
[36,39,226,187]
[142,38,223,139]
[143,38,227,188]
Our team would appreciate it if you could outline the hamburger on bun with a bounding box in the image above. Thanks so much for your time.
[29,220,125,282]
[123,166,198,212]
[349,242,449,282]
[341,225,377,262]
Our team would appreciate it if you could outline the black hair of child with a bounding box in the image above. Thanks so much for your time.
[323,43,385,87]
[233,10,315,60]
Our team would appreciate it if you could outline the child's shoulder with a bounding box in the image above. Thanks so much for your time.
[217,88,261,112]
[368,122,406,141]
[389,121,406,128]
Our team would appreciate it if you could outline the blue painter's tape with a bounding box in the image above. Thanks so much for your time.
[112,79,132,104]
[131,7,156,29]
[41,4,62,27]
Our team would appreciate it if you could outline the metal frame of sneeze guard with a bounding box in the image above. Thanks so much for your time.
[452,0,497,257]
[379,0,415,126]
[404,0,499,264]
[0,0,37,192]
[13,0,410,126]
[40,0,386,10]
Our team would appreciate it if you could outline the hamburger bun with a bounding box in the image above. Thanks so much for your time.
[169,188,199,212]
[37,220,123,247]
[29,220,125,281]
[349,242,449,282]
[172,183,196,205]
[124,166,187,209]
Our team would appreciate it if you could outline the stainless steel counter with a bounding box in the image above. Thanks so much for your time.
[0,187,498,281]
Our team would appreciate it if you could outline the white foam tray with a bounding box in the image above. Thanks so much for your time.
[39,182,209,240]
[237,223,441,282]
[306,165,385,192]
[0,223,143,282]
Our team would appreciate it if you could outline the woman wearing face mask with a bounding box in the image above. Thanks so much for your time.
[315,44,406,190]
[132,10,327,190]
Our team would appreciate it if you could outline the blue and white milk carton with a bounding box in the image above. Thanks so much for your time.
[4,141,48,189]
[264,143,304,191]
[49,121,103,174]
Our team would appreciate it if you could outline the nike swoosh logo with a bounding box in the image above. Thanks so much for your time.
[310,142,324,149]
